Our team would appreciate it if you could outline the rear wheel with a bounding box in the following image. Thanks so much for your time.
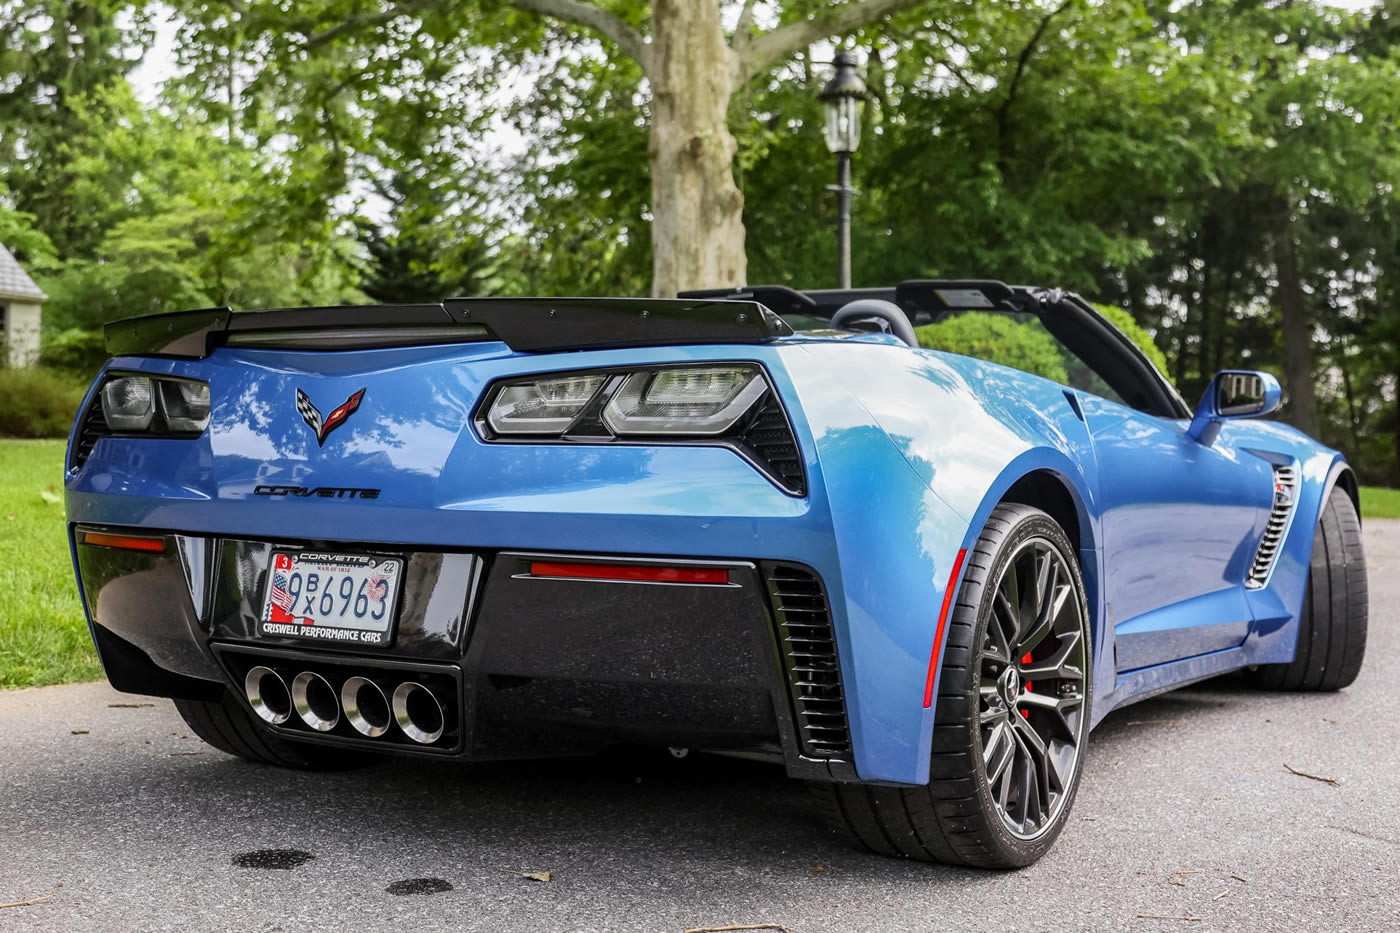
[811,504,1091,868]
[174,690,374,770]
[1247,485,1367,691]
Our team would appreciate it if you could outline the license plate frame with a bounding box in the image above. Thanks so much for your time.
[258,550,405,648]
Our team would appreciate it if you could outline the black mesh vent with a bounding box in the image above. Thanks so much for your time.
[764,562,850,759]
[1246,463,1298,589]
[70,393,108,471]
[735,393,805,495]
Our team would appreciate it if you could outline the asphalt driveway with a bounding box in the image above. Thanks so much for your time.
[2,523,1398,932]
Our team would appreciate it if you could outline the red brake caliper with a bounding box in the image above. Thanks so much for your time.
[1021,652,1033,719]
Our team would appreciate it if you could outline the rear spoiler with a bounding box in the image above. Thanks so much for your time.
[103,297,794,359]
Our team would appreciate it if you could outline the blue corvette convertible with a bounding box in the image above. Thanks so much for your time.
[66,280,1367,868]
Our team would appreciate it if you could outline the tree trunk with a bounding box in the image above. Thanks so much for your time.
[646,0,746,297]
[1274,228,1321,437]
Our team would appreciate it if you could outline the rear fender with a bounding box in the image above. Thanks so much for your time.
[781,343,1103,785]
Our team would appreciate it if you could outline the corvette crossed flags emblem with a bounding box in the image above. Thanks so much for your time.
[296,387,366,446]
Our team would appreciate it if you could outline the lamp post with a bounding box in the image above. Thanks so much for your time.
[819,51,868,290]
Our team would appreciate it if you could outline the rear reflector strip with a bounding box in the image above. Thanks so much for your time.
[528,561,729,585]
[80,531,166,553]
[923,548,968,709]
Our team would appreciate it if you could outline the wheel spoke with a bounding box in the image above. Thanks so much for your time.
[1008,744,1036,827]
[978,686,1005,723]
[1020,629,1084,682]
[1018,579,1067,657]
[1011,715,1051,826]
[999,568,1022,646]
[1020,690,1083,739]
[984,720,1014,787]
[985,600,1014,665]
[1045,739,1076,793]
[1033,547,1052,619]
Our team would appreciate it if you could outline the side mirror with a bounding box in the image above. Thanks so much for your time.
[1187,370,1282,446]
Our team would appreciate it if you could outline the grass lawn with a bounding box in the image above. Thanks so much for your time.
[1359,486,1400,520]
[0,439,102,687]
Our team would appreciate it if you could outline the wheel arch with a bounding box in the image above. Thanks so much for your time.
[952,454,1108,736]
[1001,469,1086,555]
[1330,463,1360,527]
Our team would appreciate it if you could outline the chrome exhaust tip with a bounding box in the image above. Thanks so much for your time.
[244,666,292,725]
[392,682,445,744]
[340,676,391,738]
[291,671,340,732]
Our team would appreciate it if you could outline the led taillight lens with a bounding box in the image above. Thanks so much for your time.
[603,365,765,435]
[486,374,607,434]
[100,376,156,431]
[159,380,211,433]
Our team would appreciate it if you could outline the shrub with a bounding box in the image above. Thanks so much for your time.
[917,313,1071,384]
[40,328,108,379]
[1094,303,1170,375]
[0,367,88,438]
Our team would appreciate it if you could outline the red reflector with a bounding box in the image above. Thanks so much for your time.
[923,548,968,709]
[81,531,166,553]
[528,561,729,585]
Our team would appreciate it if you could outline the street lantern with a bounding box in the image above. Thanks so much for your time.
[819,52,868,289]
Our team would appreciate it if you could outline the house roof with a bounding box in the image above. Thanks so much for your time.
[0,242,48,302]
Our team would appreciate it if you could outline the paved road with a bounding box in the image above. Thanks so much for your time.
[3,525,1399,933]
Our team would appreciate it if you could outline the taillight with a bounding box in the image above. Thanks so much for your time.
[480,364,768,438]
[95,373,211,435]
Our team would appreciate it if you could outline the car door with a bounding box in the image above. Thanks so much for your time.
[1076,395,1274,672]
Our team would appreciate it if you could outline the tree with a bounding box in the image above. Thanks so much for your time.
[171,0,934,295]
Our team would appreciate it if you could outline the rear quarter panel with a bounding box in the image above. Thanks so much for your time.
[778,341,1105,784]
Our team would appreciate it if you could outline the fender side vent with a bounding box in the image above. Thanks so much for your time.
[1247,464,1298,589]
[764,562,850,758]
[70,393,108,471]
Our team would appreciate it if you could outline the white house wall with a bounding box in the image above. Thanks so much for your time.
[5,301,42,367]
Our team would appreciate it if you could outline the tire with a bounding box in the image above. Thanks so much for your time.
[174,690,375,770]
[811,504,1091,868]
[1247,485,1367,691]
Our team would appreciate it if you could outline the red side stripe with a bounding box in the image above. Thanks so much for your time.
[922,548,968,709]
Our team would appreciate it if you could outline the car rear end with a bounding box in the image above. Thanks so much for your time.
[65,301,873,781]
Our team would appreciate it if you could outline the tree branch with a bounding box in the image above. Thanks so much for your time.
[302,1,431,50]
[733,0,761,48]
[995,0,1073,167]
[939,57,977,91]
[736,0,926,83]
[509,0,649,67]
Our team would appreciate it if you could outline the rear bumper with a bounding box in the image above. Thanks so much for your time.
[72,526,856,781]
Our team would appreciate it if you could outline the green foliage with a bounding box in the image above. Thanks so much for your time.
[916,314,1069,384]
[40,329,108,379]
[0,440,101,687]
[4,0,1400,485]
[1095,304,1169,376]
[0,368,87,439]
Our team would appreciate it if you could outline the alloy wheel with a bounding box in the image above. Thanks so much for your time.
[976,536,1088,839]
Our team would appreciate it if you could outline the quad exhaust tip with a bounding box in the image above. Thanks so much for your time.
[291,671,340,732]
[244,666,292,725]
[243,665,448,745]
[340,676,392,739]
[392,682,446,745]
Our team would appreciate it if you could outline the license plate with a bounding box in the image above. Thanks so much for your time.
[259,551,404,647]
